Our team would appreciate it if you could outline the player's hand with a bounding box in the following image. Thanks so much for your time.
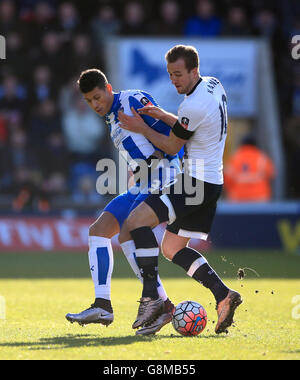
[137,105,164,119]
[118,107,147,133]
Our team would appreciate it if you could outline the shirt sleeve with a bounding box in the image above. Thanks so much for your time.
[178,102,203,132]
[172,102,203,140]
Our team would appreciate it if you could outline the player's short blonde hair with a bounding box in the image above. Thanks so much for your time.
[165,45,199,72]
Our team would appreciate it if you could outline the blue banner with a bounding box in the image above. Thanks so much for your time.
[211,202,300,254]
[108,38,258,117]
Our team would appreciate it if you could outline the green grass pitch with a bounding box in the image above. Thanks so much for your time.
[0,250,299,360]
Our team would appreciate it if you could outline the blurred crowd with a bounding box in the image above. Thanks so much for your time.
[0,0,299,213]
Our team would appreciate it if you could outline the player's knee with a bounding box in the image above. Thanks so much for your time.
[89,222,101,237]
[118,221,131,244]
[125,215,138,232]
[161,237,189,261]
[88,212,119,238]
[161,241,175,260]
[118,229,124,244]
[89,220,110,238]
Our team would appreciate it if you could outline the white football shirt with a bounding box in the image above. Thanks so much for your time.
[177,76,228,185]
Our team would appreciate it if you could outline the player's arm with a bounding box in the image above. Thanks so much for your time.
[118,107,188,156]
[137,105,178,127]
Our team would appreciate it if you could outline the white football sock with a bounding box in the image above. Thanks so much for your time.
[88,236,114,300]
[120,240,168,301]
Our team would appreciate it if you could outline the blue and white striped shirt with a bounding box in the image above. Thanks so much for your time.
[105,89,183,172]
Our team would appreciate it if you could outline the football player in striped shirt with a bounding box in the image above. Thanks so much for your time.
[66,69,183,335]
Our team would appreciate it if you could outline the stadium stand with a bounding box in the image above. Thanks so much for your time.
[0,0,299,215]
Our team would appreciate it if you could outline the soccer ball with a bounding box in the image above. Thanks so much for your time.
[172,301,207,336]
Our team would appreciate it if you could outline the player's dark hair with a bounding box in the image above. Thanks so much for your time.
[77,69,108,93]
[165,45,199,72]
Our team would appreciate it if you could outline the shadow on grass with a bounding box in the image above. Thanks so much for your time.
[0,333,226,350]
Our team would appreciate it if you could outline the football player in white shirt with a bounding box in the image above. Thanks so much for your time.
[119,45,242,335]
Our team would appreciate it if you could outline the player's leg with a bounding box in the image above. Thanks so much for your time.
[161,186,242,334]
[118,191,170,303]
[88,211,119,310]
[118,165,176,336]
[136,230,218,335]
[124,173,192,328]
[118,190,149,285]
[91,186,148,307]
[66,188,139,326]
[163,227,242,334]
[126,172,192,310]
[124,173,212,329]
[118,224,143,283]
[123,163,181,334]
[162,228,230,306]
[133,230,186,336]
[129,175,241,333]
[65,211,119,326]
[119,218,174,336]
[125,198,170,329]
